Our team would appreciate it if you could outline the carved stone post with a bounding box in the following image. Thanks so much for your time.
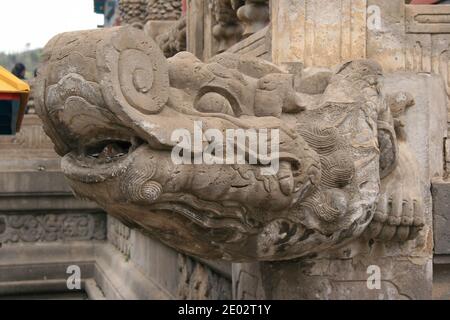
[187,0,211,59]
[236,0,270,38]
[232,0,444,300]
[119,0,149,29]
[147,0,183,20]
[212,0,243,53]
[144,0,186,57]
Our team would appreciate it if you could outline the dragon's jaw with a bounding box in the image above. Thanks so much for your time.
[35,26,393,261]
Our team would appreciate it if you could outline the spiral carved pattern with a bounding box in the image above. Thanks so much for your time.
[141,181,163,202]
[298,126,340,156]
[98,26,170,115]
[320,153,355,189]
[301,191,346,224]
[120,163,162,203]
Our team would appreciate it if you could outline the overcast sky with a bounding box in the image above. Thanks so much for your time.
[0,0,104,53]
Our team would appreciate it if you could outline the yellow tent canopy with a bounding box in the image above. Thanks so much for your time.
[0,65,30,134]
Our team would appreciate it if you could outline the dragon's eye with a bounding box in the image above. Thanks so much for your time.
[195,92,235,116]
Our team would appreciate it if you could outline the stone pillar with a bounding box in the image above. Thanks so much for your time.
[236,0,270,38]
[119,0,149,29]
[144,0,183,39]
[366,0,407,73]
[232,0,448,300]
[212,0,243,53]
[187,0,210,59]
[232,73,446,301]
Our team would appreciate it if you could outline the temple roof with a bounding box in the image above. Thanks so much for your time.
[0,65,30,94]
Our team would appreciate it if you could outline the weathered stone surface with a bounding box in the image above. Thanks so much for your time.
[406,4,450,34]
[433,260,450,300]
[433,182,450,255]
[147,0,182,21]
[0,242,98,297]
[119,0,149,29]
[34,26,426,265]
[366,0,406,73]
[226,25,270,60]
[269,0,450,147]
[0,216,232,300]
[0,213,106,244]
[26,0,450,300]
[105,216,232,300]
[365,0,450,137]
[212,0,243,53]
[233,72,445,300]
[235,0,269,38]
[295,68,332,95]
[0,115,59,171]
[177,254,232,300]
[271,0,367,66]
[152,18,187,57]
[0,115,101,214]
[234,256,432,300]
[0,170,100,212]
[383,73,447,183]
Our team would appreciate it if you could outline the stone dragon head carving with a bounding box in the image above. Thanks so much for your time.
[35,27,424,262]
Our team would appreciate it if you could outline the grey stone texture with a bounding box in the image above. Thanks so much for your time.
[0,218,232,300]
[433,182,450,255]
[3,0,450,300]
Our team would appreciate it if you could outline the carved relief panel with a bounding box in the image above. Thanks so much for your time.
[272,0,367,66]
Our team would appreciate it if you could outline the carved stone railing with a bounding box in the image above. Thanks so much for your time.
[118,0,187,57]
[0,115,57,168]
[147,0,183,21]
[119,0,149,29]
[212,0,243,53]
[187,0,269,59]
[119,0,183,27]
[235,0,270,37]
